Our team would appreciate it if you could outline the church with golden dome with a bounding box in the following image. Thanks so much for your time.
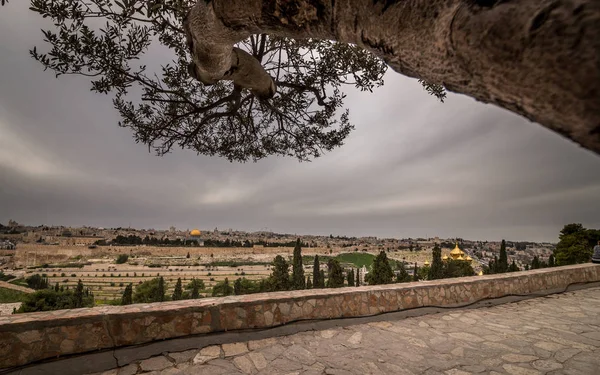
[446,242,472,262]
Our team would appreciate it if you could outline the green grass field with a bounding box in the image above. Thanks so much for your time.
[0,287,27,303]
[335,253,376,268]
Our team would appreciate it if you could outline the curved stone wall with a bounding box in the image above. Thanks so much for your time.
[1,264,599,369]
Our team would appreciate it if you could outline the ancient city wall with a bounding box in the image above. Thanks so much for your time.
[11,244,336,267]
[1,264,599,369]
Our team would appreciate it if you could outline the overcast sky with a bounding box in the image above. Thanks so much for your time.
[1,3,599,243]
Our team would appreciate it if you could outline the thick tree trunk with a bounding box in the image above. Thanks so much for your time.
[185,0,600,154]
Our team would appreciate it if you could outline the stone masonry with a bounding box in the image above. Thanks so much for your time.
[89,286,600,375]
[0,264,599,369]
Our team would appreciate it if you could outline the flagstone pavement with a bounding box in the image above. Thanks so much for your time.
[91,287,600,375]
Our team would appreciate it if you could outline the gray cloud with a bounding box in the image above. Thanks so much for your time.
[1,2,599,242]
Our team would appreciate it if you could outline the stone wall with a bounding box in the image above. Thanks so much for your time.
[0,264,599,369]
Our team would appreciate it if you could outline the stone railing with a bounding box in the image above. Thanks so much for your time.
[1,264,599,369]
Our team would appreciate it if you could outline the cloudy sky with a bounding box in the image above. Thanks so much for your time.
[1,3,599,243]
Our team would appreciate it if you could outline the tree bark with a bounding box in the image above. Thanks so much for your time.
[185,0,600,154]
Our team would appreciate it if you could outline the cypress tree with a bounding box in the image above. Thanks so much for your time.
[356,268,360,286]
[312,255,321,288]
[74,279,84,308]
[319,270,326,288]
[347,269,355,286]
[548,254,555,267]
[499,239,508,273]
[54,282,59,292]
[508,260,519,272]
[191,278,200,299]
[306,276,312,289]
[172,278,183,300]
[428,243,444,280]
[291,239,305,289]
[121,283,133,305]
[272,255,290,291]
[327,259,345,288]
[413,263,419,281]
[156,276,165,302]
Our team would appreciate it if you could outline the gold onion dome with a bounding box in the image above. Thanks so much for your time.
[424,260,430,266]
[450,243,464,257]
[456,255,465,261]
[465,255,473,262]
[190,229,201,236]
[442,255,449,260]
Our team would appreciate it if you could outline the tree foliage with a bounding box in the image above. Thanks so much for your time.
[312,255,321,289]
[271,255,290,291]
[395,262,412,283]
[133,277,166,303]
[25,274,49,290]
[17,283,94,313]
[212,277,234,296]
[428,244,444,280]
[365,251,393,285]
[326,259,344,288]
[21,0,418,162]
[121,283,133,305]
[554,223,599,265]
[115,254,129,264]
[291,239,305,290]
[347,268,355,287]
[172,277,183,300]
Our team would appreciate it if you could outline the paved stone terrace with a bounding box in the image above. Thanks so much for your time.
[90,287,600,375]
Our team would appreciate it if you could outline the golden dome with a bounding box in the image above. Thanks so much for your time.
[456,254,465,261]
[478,270,483,276]
[465,255,473,262]
[442,255,449,260]
[424,260,430,266]
[450,243,464,255]
[190,229,201,236]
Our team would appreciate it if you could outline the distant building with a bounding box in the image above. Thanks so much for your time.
[0,240,15,250]
[187,229,204,246]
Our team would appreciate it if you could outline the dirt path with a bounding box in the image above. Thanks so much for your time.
[0,280,34,293]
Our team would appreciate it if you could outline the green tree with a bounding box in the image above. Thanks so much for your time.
[121,283,133,305]
[413,263,419,282]
[355,268,360,286]
[291,239,305,290]
[508,260,520,272]
[319,270,326,288]
[25,274,49,290]
[443,259,475,278]
[395,262,411,283]
[115,254,129,264]
[271,255,290,291]
[347,269,355,286]
[554,224,594,265]
[312,255,321,289]
[172,278,183,300]
[186,252,190,259]
[306,276,312,289]
[74,279,84,308]
[365,251,393,285]
[548,254,555,267]
[187,278,204,299]
[498,240,508,273]
[17,284,94,313]
[233,278,261,295]
[531,256,541,270]
[212,278,234,297]
[326,259,345,288]
[428,244,444,280]
[133,277,166,303]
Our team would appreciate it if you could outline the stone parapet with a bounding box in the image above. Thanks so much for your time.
[1,264,599,369]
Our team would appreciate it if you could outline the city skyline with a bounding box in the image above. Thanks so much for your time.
[1,2,600,244]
